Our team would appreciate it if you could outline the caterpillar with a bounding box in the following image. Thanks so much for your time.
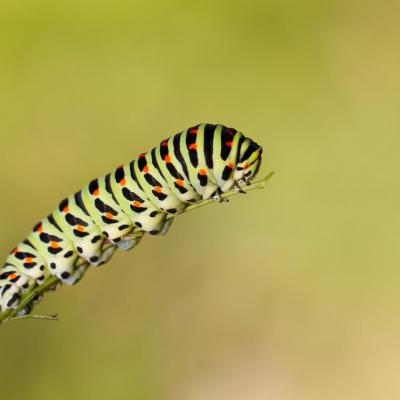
[0,123,262,317]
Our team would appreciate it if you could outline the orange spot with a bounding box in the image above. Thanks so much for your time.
[225,141,233,147]
[139,153,146,158]
[37,225,43,233]
[198,169,207,176]
[120,178,126,186]
[12,247,18,255]
[63,206,69,213]
[76,225,85,232]
[175,179,184,187]
[93,189,100,197]
[243,163,250,169]
[164,154,171,163]
[133,201,141,208]
[8,273,17,280]
[105,213,113,219]
[161,140,168,147]
[50,241,59,249]
[25,257,33,263]
[143,165,149,173]
[227,162,234,169]
[189,143,197,150]
[154,186,162,193]
[190,129,199,134]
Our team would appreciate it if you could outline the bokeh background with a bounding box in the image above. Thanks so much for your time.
[1,1,399,399]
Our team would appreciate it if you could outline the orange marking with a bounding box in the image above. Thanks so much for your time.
[154,186,162,193]
[164,154,171,163]
[37,225,43,233]
[143,165,149,173]
[198,169,207,176]
[76,225,85,232]
[50,241,59,249]
[225,141,233,147]
[175,179,184,187]
[8,273,17,280]
[12,247,18,255]
[243,163,250,169]
[120,178,126,186]
[93,189,100,197]
[139,153,146,158]
[63,206,69,213]
[189,143,197,150]
[25,257,33,263]
[227,162,234,169]
[133,201,141,208]
[190,129,199,134]
[161,140,168,147]
[105,213,114,219]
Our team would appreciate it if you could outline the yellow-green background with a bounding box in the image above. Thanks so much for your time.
[0,1,399,399]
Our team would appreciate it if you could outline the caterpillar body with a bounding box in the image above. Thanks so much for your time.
[0,123,262,316]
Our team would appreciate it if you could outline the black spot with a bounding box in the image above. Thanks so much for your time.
[61,272,70,279]
[115,166,125,183]
[48,247,62,255]
[135,222,143,228]
[122,187,144,202]
[7,293,20,308]
[73,229,90,238]
[149,211,158,217]
[150,230,159,235]
[59,198,69,212]
[137,156,147,172]
[167,208,177,214]
[130,205,147,213]
[64,251,74,258]
[102,215,118,224]
[118,224,130,231]
[152,190,168,201]
[66,213,88,227]
[88,178,99,195]
[95,198,117,215]
[198,173,208,187]
[91,235,102,244]
[50,263,56,269]
[90,256,99,263]
[40,265,45,271]
[222,165,234,181]
[76,247,83,254]
[144,173,162,187]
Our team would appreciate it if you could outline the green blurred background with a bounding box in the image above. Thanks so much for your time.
[0,1,399,399]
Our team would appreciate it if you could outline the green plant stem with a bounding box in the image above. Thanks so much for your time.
[0,171,274,325]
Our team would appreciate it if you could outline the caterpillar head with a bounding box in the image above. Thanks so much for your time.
[234,138,263,186]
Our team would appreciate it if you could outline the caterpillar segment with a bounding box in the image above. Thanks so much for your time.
[0,123,263,316]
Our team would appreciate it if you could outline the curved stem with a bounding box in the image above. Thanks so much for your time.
[0,171,275,325]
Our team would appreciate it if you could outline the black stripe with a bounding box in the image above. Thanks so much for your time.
[48,214,62,231]
[129,160,144,191]
[75,191,90,216]
[105,173,119,205]
[204,124,215,169]
[151,148,166,180]
[173,133,190,180]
